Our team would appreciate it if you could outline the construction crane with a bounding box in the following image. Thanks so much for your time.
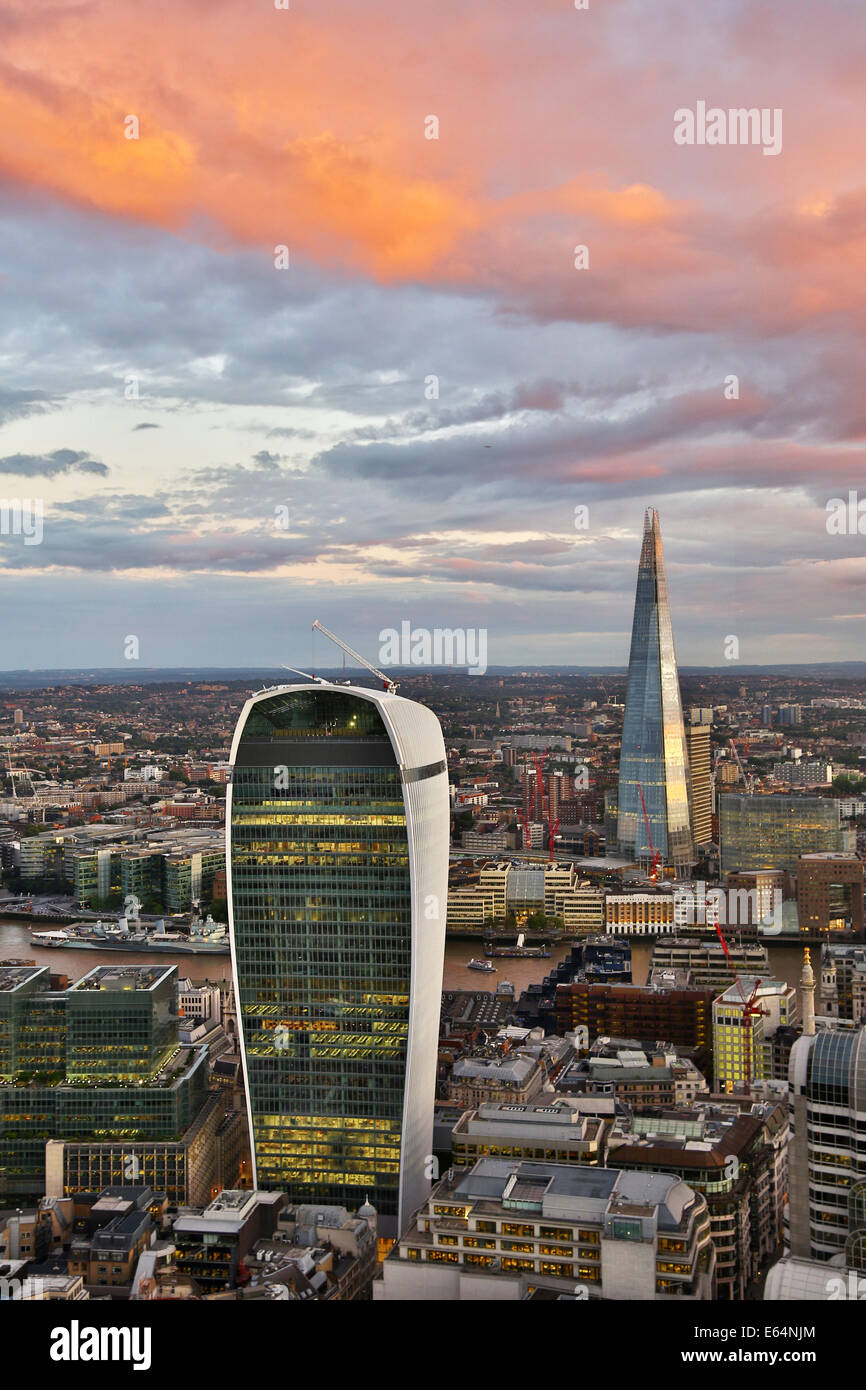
[311,619,399,694]
[637,782,661,882]
[6,749,35,800]
[713,922,769,1093]
[530,747,560,861]
[728,737,753,793]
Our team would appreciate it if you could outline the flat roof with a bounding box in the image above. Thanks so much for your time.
[71,963,175,992]
[0,964,47,993]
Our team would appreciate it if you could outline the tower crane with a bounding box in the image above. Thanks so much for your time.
[637,782,661,882]
[713,922,769,1093]
[6,749,35,799]
[728,737,753,793]
[311,619,399,694]
[530,746,560,861]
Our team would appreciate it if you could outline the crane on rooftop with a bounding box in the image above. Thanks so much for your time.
[311,619,400,695]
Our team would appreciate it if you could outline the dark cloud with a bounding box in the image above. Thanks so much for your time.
[0,448,107,478]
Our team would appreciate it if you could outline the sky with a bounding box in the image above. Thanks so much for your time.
[1,0,865,671]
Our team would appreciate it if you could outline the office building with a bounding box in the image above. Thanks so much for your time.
[552,980,716,1080]
[607,1100,788,1300]
[616,509,694,874]
[375,1159,715,1300]
[558,1043,708,1109]
[450,1097,613,1170]
[171,1189,286,1293]
[719,793,852,875]
[0,964,211,1202]
[797,853,864,936]
[686,721,712,847]
[228,682,449,1237]
[44,1094,247,1208]
[605,894,675,936]
[649,936,769,991]
[724,870,786,927]
[712,978,797,1091]
[788,1024,866,1261]
[772,760,833,788]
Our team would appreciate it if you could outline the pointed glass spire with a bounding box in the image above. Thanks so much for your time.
[617,508,694,873]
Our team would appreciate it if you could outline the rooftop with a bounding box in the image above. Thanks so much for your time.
[70,963,175,993]
[0,964,46,993]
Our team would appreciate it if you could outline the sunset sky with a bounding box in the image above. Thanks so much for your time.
[1,0,865,669]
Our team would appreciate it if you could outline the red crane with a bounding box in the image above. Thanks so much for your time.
[530,747,560,861]
[637,782,661,882]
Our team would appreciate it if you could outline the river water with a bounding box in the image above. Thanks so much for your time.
[0,918,811,996]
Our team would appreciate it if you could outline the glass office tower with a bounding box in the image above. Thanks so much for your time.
[719,793,849,875]
[227,682,449,1236]
[617,508,694,873]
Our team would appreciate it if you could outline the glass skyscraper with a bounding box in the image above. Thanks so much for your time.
[617,508,694,873]
[227,681,449,1236]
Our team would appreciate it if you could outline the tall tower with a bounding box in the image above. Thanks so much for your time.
[617,509,694,873]
[800,947,816,1036]
[227,682,449,1237]
[686,720,713,847]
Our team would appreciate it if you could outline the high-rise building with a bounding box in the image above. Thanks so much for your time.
[788,1024,866,1262]
[686,721,712,847]
[617,509,693,873]
[778,704,803,726]
[227,682,449,1237]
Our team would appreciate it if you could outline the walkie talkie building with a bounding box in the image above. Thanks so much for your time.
[227,682,449,1237]
[617,508,694,874]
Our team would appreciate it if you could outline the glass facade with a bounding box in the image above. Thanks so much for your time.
[719,794,847,875]
[617,509,693,871]
[229,684,448,1234]
[66,966,177,1084]
[0,962,210,1200]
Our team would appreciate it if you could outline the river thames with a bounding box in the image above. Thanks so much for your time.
[0,918,814,997]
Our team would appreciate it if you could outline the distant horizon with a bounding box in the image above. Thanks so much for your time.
[2,659,866,689]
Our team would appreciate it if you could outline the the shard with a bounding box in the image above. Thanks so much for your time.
[616,508,694,873]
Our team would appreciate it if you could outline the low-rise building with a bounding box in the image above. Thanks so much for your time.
[171,1188,286,1293]
[606,1100,789,1300]
[451,1098,613,1169]
[558,1044,709,1110]
[605,895,675,936]
[376,1159,715,1300]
